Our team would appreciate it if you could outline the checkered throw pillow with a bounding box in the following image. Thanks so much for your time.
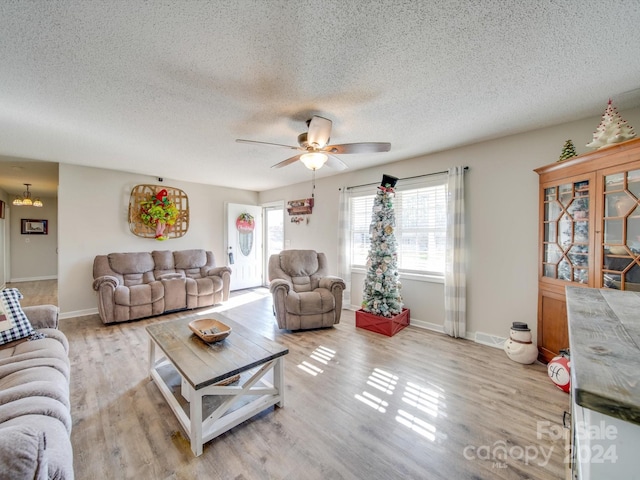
[0,288,37,345]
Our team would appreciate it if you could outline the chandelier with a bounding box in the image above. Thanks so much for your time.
[12,183,43,207]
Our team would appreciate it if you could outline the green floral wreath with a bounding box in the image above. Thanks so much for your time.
[139,189,179,239]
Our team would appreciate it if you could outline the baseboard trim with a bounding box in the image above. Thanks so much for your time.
[408,318,444,334]
[348,306,507,350]
[10,275,57,283]
[60,308,98,320]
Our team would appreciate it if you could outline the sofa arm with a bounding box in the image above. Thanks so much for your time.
[269,280,295,329]
[319,275,346,291]
[0,424,48,480]
[92,275,119,291]
[320,276,345,320]
[204,266,232,302]
[22,305,59,329]
[269,278,292,295]
[92,275,120,324]
[204,266,231,277]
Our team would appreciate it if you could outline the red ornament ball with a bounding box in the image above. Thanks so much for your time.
[547,354,571,393]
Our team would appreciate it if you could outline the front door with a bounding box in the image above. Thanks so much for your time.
[226,203,263,290]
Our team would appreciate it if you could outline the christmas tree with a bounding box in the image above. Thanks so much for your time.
[558,139,577,162]
[586,99,636,149]
[361,175,403,317]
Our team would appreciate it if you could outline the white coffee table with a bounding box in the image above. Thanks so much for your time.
[146,314,288,456]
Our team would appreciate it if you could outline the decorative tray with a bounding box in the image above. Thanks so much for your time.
[188,319,232,343]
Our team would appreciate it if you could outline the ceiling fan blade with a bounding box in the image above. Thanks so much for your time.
[306,116,332,148]
[271,154,302,169]
[236,138,301,150]
[323,142,391,154]
[326,155,349,171]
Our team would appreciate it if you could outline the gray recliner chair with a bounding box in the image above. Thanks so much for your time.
[268,250,346,330]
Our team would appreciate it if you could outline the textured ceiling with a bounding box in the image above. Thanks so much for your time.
[1,0,640,196]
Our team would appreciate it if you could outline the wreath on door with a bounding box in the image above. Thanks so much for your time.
[235,213,255,255]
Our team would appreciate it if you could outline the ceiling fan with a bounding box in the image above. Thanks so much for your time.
[236,115,391,171]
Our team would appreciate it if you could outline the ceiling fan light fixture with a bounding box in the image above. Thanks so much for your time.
[300,152,328,171]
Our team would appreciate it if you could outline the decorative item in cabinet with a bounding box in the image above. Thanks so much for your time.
[541,179,590,284]
[601,167,640,292]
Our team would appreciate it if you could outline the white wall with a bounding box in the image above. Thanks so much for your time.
[9,196,58,281]
[57,164,258,317]
[258,106,640,342]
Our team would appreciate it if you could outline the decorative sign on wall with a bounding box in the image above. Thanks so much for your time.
[128,184,189,240]
[287,198,313,215]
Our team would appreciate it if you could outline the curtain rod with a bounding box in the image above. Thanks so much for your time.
[343,166,469,190]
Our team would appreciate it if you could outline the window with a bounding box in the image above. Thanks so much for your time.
[350,177,447,276]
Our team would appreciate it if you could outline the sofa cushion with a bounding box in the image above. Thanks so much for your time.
[174,249,206,269]
[152,250,175,271]
[114,283,164,307]
[285,289,336,315]
[108,252,155,275]
[279,251,319,277]
[0,289,37,346]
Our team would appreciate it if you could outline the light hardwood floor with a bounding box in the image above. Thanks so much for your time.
[12,281,570,480]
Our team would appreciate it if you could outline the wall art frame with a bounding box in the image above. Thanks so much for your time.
[21,218,48,235]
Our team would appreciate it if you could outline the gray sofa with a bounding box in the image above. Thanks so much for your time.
[93,249,231,324]
[0,304,73,480]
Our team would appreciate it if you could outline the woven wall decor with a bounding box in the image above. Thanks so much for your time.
[128,184,189,240]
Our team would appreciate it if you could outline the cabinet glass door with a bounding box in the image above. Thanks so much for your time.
[602,169,640,291]
[542,180,589,283]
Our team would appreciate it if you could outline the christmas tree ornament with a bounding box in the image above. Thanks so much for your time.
[586,99,636,149]
[558,139,577,162]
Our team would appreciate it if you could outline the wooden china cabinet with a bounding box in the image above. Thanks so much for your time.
[535,137,640,363]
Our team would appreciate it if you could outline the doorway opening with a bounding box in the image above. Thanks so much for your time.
[263,202,284,286]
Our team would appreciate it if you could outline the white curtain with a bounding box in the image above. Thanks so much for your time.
[444,166,466,338]
[337,187,352,306]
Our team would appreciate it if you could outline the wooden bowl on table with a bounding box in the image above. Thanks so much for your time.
[188,318,232,343]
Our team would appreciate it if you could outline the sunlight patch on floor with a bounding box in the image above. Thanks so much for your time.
[353,369,444,441]
[355,391,389,413]
[297,361,323,376]
[195,289,270,315]
[309,345,335,365]
[366,368,398,394]
[297,345,335,376]
[401,382,443,417]
[355,368,398,412]
[395,409,436,441]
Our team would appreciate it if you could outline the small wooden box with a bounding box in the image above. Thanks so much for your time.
[355,308,410,337]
